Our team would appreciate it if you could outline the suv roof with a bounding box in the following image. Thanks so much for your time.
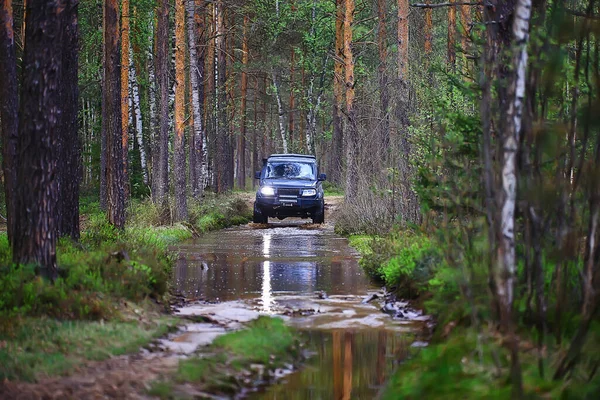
[267,153,316,162]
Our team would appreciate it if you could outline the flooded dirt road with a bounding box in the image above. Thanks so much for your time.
[172,217,428,399]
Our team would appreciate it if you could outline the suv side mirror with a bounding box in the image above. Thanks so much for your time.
[255,171,261,179]
[318,173,326,181]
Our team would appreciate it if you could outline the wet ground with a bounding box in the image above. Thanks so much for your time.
[171,217,428,399]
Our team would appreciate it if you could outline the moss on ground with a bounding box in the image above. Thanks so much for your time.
[149,317,302,399]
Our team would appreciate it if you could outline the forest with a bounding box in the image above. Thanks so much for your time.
[1,0,600,398]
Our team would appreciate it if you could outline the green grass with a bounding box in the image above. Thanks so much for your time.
[0,312,178,382]
[151,317,300,398]
[348,234,374,256]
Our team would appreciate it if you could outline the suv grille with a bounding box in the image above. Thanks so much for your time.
[278,188,300,197]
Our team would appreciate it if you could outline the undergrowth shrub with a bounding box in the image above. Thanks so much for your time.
[189,194,251,232]
[358,230,442,299]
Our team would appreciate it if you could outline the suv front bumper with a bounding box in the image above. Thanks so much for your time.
[255,196,323,217]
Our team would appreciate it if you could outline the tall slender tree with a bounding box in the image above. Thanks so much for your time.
[174,0,188,220]
[188,0,205,198]
[103,0,125,228]
[58,0,80,240]
[447,0,456,67]
[424,0,433,55]
[237,14,249,189]
[121,0,130,200]
[331,0,344,185]
[344,0,358,200]
[0,0,19,243]
[377,0,390,151]
[153,0,169,205]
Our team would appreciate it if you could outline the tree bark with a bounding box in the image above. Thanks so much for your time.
[237,14,249,189]
[331,0,344,185]
[460,2,471,72]
[174,0,188,221]
[0,0,19,243]
[377,0,390,151]
[288,47,295,149]
[271,69,288,153]
[424,0,433,55]
[121,0,130,201]
[448,0,457,68]
[494,0,531,395]
[214,0,231,192]
[153,0,169,206]
[188,0,205,198]
[398,0,408,81]
[13,0,65,278]
[58,0,80,240]
[343,0,358,200]
[103,0,125,229]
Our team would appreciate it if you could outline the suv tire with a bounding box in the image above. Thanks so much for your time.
[253,203,268,224]
[312,202,325,224]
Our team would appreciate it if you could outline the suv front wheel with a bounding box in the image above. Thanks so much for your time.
[312,202,325,224]
[253,203,268,224]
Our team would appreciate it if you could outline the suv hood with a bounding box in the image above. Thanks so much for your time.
[261,179,316,188]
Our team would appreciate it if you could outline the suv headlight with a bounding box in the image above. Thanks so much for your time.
[260,186,275,196]
[302,189,317,197]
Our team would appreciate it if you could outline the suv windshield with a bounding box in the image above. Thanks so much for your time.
[265,161,315,180]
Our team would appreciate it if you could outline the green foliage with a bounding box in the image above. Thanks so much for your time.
[322,181,344,196]
[381,236,439,298]
[188,194,252,232]
[348,235,373,256]
[382,330,512,400]
[357,230,442,299]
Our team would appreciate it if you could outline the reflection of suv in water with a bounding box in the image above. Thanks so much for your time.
[253,154,326,224]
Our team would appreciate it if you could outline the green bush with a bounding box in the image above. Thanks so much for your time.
[358,231,441,298]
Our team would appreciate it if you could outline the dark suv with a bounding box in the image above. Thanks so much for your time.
[253,154,326,224]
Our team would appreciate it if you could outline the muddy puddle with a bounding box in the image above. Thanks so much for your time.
[170,219,428,398]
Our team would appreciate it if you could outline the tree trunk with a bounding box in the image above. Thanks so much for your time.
[460,2,471,73]
[377,0,390,151]
[104,0,125,229]
[252,75,258,187]
[205,1,215,188]
[288,47,295,149]
[237,14,249,189]
[58,0,80,240]
[448,0,456,68]
[424,0,432,55]
[13,0,65,278]
[0,0,19,244]
[344,0,358,200]
[174,0,188,221]
[121,0,130,201]
[188,0,205,198]
[153,0,169,206]
[398,0,408,82]
[272,70,288,153]
[130,50,148,185]
[494,0,531,395]
[331,0,344,185]
[214,0,231,192]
